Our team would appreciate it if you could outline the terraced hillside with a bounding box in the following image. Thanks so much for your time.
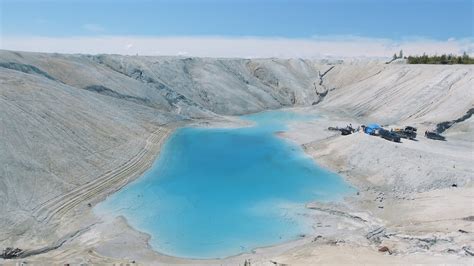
[0,50,472,257]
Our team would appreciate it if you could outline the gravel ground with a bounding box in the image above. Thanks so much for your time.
[1,50,472,265]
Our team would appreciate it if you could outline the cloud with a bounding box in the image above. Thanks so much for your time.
[1,35,473,58]
[82,24,105,33]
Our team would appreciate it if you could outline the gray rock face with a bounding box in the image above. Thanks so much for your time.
[0,50,325,248]
[0,62,56,81]
[0,50,472,252]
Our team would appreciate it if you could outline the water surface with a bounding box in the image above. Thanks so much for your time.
[96,110,354,258]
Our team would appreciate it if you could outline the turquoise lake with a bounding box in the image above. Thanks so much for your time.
[95,110,354,259]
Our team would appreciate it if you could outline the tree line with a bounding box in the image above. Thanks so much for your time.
[406,52,474,64]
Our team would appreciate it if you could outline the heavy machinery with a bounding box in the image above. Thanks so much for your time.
[328,125,355,136]
[392,126,417,140]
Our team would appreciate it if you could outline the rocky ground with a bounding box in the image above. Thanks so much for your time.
[0,50,473,265]
[274,108,473,264]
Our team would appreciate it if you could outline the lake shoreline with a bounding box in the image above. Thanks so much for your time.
[6,107,472,265]
[94,109,355,259]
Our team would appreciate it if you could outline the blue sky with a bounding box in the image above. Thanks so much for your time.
[1,0,473,57]
[1,0,472,40]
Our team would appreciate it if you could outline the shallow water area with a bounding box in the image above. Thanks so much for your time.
[95,110,355,259]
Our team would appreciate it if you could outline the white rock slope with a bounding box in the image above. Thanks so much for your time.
[0,50,472,262]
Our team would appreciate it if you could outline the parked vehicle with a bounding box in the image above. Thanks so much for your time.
[405,126,417,132]
[339,127,353,135]
[328,124,355,136]
[392,126,417,140]
[425,130,446,141]
[379,128,401,142]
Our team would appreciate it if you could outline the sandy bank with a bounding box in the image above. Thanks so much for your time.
[274,108,473,264]
[1,50,473,264]
[4,108,472,265]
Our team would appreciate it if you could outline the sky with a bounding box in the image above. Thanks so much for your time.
[0,0,473,58]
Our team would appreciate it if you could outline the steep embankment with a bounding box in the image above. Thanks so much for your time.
[0,50,326,251]
[318,63,474,125]
[0,50,473,259]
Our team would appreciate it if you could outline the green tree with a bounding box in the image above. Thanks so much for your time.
[406,52,473,64]
[440,54,448,64]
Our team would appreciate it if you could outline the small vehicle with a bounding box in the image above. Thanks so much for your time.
[328,125,355,136]
[340,127,353,135]
[392,126,417,140]
[405,126,417,132]
[425,130,446,141]
[379,128,401,142]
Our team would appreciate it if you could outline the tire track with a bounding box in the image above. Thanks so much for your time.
[31,127,172,223]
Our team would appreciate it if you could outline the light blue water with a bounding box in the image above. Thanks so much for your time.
[95,110,355,259]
